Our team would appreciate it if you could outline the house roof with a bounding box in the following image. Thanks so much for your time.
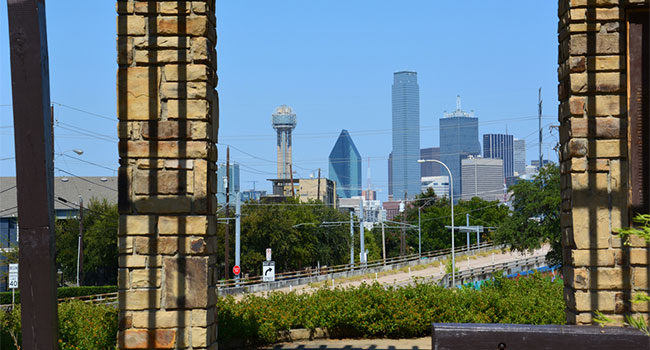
[0,176,118,217]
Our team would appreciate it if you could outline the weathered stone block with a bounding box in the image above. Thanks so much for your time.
[117,67,160,120]
[156,16,208,36]
[571,249,616,266]
[570,33,620,55]
[133,36,190,49]
[634,267,649,289]
[119,290,161,310]
[591,95,625,116]
[568,138,588,157]
[160,82,208,99]
[120,329,176,349]
[570,72,624,93]
[119,236,134,254]
[135,237,178,255]
[134,196,193,214]
[134,169,194,195]
[570,207,612,249]
[166,99,209,119]
[164,64,208,81]
[134,49,192,64]
[164,159,194,169]
[120,140,210,159]
[190,37,209,61]
[589,139,625,158]
[569,267,626,290]
[630,249,650,265]
[118,15,146,36]
[192,2,208,14]
[573,291,618,311]
[570,157,587,172]
[158,216,208,235]
[119,268,130,289]
[190,121,209,139]
[119,255,161,269]
[159,1,191,14]
[131,310,190,329]
[587,55,623,71]
[163,257,209,309]
[140,121,191,140]
[191,309,215,327]
[131,268,162,288]
[192,327,208,348]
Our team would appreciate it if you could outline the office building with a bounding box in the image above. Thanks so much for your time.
[241,190,267,202]
[483,133,514,178]
[531,159,552,169]
[388,152,393,197]
[269,178,336,207]
[461,157,504,202]
[328,129,362,199]
[362,190,377,201]
[439,96,481,200]
[421,175,450,198]
[272,105,297,179]
[514,138,526,176]
[391,71,421,200]
[217,163,240,205]
[420,147,440,177]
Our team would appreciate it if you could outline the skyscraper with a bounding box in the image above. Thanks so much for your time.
[439,96,481,200]
[217,163,240,204]
[461,157,504,202]
[483,133,514,178]
[420,147,440,177]
[391,71,420,200]
[514,138,526,176]
[329,129,362,198]
[271,105,297,179]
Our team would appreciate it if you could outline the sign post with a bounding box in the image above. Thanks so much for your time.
[9,263,18,308]
[262,261,275,282]
[266,248,272,262]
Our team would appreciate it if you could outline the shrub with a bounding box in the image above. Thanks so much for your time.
[0,285,117,304]
[0,301,118,350]
[218,273,565,344]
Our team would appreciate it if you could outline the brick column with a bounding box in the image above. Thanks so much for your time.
[558,0,649,325]
[117,1,218,348]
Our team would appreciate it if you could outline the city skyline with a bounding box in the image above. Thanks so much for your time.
[0,1,561,203]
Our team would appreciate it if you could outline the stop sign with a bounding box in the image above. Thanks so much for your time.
[232,265,241,276]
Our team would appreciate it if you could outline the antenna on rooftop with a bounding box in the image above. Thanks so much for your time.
[456,95,461,112]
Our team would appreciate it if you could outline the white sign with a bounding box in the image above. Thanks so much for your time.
[262,261,275,282]
[266,248,272,261]
[8,263,18,289]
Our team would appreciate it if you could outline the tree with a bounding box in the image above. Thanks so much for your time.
[56,198,118,286]
[493,164,561,265]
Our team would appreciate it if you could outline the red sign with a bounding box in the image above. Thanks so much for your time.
[233,265,241,276]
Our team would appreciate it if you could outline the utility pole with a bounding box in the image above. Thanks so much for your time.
[317,168,321,202]
[349,211,354,265]
[235,191,241,286]
[538,88,543,170]
[77,196,84,286]
[225,147,230,279]
[400,193,407,256]
[359,196,365,264]
[381,214,386,265]
[290,163,296,197]
[466,213,470,254]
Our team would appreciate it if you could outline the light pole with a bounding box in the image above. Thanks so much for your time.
[418,159,455,286]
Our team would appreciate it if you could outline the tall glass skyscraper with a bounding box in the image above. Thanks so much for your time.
[439,96,480,200]
[329,129,362,198]
[483,133,514,178]
[391,71,420,200]
[514,138,526,176]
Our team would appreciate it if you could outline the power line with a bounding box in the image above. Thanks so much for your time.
[51,102,115,122]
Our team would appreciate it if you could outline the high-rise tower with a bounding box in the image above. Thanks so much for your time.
[391,71,421,200]
[513,138,526,176]
[439,96,481,201]
[329,129,362,198]
[272,105,297,179]
[483,133,514,178]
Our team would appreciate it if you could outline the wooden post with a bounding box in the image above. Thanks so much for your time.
[7,0,59,348]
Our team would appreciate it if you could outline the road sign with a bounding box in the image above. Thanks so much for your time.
[232,265,241,276]
[8,264,18,289]
[262,261,275,282]
[266,248,272,261]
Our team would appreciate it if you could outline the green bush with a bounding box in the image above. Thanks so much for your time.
[218,273,565,344]
[0,300,118,350]
[0,285,116,304]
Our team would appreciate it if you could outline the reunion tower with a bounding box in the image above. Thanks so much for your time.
[271,105,297,179]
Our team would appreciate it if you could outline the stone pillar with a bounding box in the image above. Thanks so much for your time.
[117,1,218,348]
[558,0,649,325]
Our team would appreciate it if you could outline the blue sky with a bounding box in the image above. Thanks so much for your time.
[1,1,560,201]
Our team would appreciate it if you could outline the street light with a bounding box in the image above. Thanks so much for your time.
[418,159,455,287]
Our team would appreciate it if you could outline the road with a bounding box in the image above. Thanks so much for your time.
[248,245,550,297]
